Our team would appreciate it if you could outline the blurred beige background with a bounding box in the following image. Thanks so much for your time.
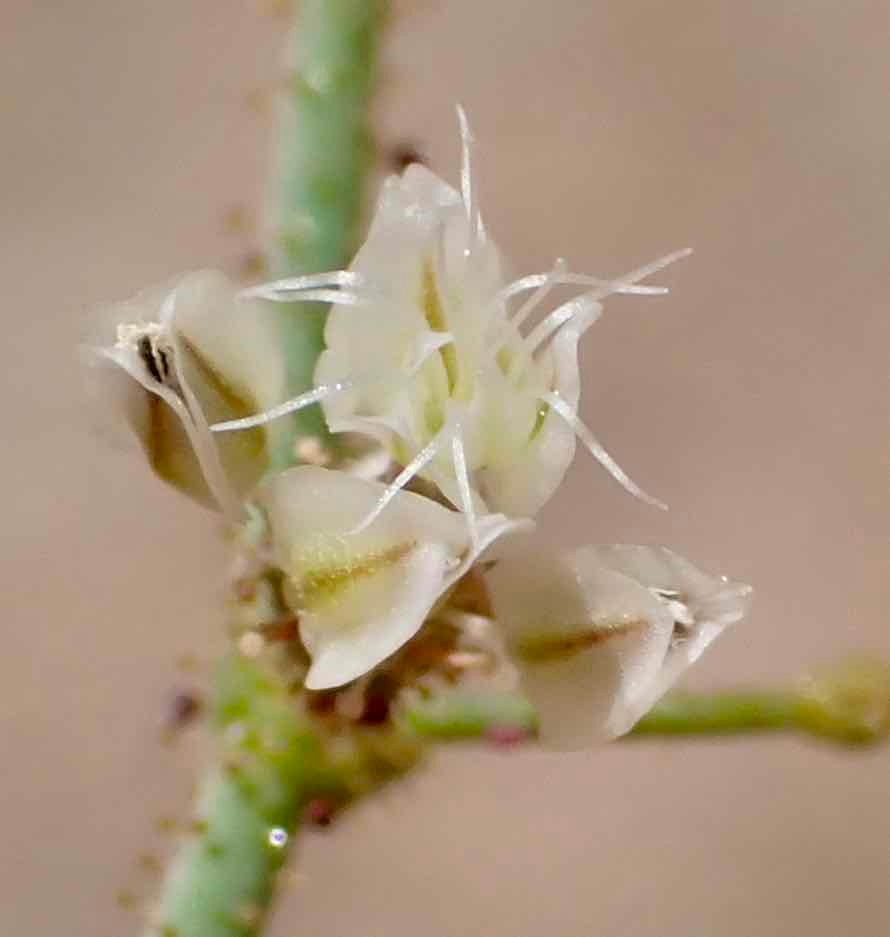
[2,2,888,935]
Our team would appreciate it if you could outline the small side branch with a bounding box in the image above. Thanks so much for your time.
[402,657,890,747]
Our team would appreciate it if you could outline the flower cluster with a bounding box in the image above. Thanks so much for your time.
[86,111,750,748]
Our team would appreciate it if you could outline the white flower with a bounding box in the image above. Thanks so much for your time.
[83,270,286,517]
[216,110,690,528]
[86,112,750,732]
[260,465,526,689]
[485,543,752,749]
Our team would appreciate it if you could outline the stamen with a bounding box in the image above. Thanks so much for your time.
[608,246,693,289]
[210,381,355,433]
[492,270,669,318]
[211,333,455,435]
[347,420,456,535]
[521,293,603,361]
[541,391,667,510]
[510,258,567,334]
[503,292,602,383]
[483,259,568,366]
[456,105,476,238]
[238,288,371,306]
[493,270,668,313]
[505,248,693,379]
[239,271,364,298]
[482,262,671,365]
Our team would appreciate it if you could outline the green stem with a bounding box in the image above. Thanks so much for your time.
[635,658,890,743]
[402,691,539,740]
[631,691,798,736]
[148,653,888,936]
[147,5,387,933]
[146,656,328,937]
[146,653,426,937]
[267,0,387,459]
[403,690,804,741]
[401,660,890,747]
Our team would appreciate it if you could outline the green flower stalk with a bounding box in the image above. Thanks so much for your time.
[402,657,890,746]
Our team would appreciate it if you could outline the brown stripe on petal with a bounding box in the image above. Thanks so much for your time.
[143,392,215,506]
[177,334,257,422]
[515,619,649,663]
[177,333,268,491]
[298,540,417,609]
[146,392,164,467]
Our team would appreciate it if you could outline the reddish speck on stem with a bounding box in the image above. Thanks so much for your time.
[486,724,532,749]
[304,799,335,828]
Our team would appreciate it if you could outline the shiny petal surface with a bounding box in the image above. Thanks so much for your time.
[262,466,524,688]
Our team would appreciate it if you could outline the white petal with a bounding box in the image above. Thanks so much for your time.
[84,344,217,507]
[583,545,753,711]
[398,163,463,213]
[487,543,751,747]
[171,270,286,418]
[261,466,525,689]
[303,115,687,527]
[486,544,675,748]
[317,158,504,478]
[84,271,287,512]
[476,301,601,517]
[303,541,452,689]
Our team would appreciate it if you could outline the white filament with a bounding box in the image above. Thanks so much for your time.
[238,288,371,306]
[542,391,667,510]
[211,381,355,433]
[510,258,568,333]
[210,332,455,435]
[497,270,667,312]
[484,261,671,367]
[484,259,568,366]
[519,293,604,363]
[457,105,477,241]
[527,248,691,353]
[239,270,365,299]
[347,419,456,535]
